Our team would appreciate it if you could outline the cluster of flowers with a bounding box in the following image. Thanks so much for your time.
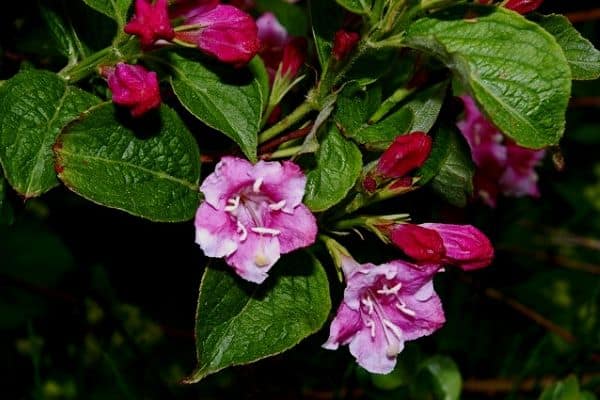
[194,132,494,373]
[107,0,545,374]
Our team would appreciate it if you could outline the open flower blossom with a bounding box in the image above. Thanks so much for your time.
[386,223,494,270]
[102,63,161,117]
[457,95,545,206]
[124,0,174,48]
[195,157,317,284]
[323,257,445,374]
[124,0,259,65]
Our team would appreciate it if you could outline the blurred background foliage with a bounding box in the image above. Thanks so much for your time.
[1,0,598,399]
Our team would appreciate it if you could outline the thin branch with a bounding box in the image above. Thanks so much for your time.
[258,124,313,155]
[566,8,600,23]
[498,245,600,275]
[569,97,600,108]
[463,373,599,394]
[459,274,577,344]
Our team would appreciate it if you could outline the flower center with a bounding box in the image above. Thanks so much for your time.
[360,278,416,357]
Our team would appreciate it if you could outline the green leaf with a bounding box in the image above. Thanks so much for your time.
[0,69,99,198]
[344,107,413,150]
[405,5,571,148]
[412,356,462,400]
[82,0,132,28]
[404,81,448,133]
[187,252,331,382]
[309,0,344,69]
[420,127,474,207]
[169,53,263,162]
[539,376,580,400]
[40,5,86,63]
[336,0,372,15]
[535,14,600,81]
[335,84,383,134]
[304,127,363,211]
[55,103,200,222]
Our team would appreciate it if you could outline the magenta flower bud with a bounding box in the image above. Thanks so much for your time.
[377,132,432,179]
[387,224,446,263]
[175,4,260,65]
[420,223,494,271]
[332,30,360,61]
[102,63,161,117]
[124,0,174,48]
[504,0,544,14]
[323,258,445,374]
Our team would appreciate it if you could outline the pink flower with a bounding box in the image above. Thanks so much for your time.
[377,132,432,179]
[174,4,259,65]
[280,37,307,78]
[102,63,161,117]
[323,257,445,374]
[195,157,318,284]
[457,95,545,206]
[332,30,360,61]
[124,0,174,49]
[420,223,494,271]
[504,0,543,14]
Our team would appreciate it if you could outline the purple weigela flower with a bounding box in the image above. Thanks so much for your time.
[323,257,445,374]
[195,157,317,284]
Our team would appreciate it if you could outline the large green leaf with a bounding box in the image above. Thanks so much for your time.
[304,127,363,211]
[169,53,263,162]
[535,14,600,81]
[336,0,372,15]
[0,69,99,198]
[420,127,474,207]
[55,103,200,222]
[187,252,331,382]
[40,5,86,63]
[82,0,132,28]
[405,5,571,148]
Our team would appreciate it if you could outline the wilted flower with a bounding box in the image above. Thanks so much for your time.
[195,157,317,284]
[332,30,360,61]
[457,95,545,206]
[102,63,161,117]
[323,257,445,374]
[124,0,174,49]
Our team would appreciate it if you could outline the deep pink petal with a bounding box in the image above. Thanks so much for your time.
[322,303,362,350]
[266,204,317,254]
[200,156,254,209]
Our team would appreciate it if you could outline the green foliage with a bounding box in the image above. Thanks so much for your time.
[420,126,474,207]
[406,5,571,149]
[55,103,200,222]
[169,53,263,162]
[309,0,344,69]
[40,4,86,64]
[335,0,373,15]
[304,126,363,211]
[0,69,99,197]
[536,14,600,81]
[81,0,132,28]
[188,252,331,382]
[411,356,462,400]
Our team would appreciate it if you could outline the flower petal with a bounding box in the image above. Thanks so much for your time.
[266,204,317,254]
[200,156,254,209]
[226,233,281,284]
[323,303,362,350]
[348,322,401,374]
[195,202,238,258]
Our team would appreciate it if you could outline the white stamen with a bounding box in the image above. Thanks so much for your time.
[224,196,240,213]
[377,282,402,295]
[439,267,446,273]
[236,220,248,242]
[365,319,376,338]
[250,226,281,236]
[268,200,287,211]
[253,177,263,193]
[358,268,371,274]
[361,296,375,315]
[395,301,416,317]
[386,343,401,357]
[382,319,403,340]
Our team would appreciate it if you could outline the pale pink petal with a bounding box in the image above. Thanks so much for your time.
[200,156,254,209]
[226,233,281,284]
[348,323,401,374]
[194,203,238,258]
[260,160,307,211]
